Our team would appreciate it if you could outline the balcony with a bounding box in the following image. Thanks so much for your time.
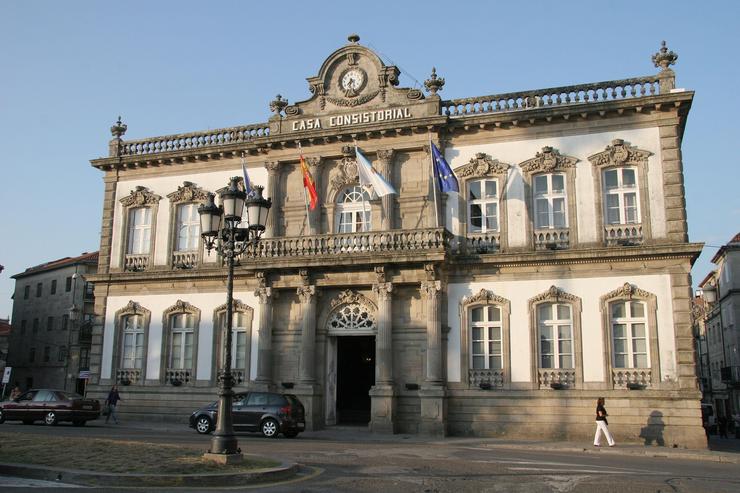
[469,369,504,389]
[534,228,569,250]
[116,368,142,385]
[464,232,500,254]
[124,254,149,272]
[604,224,643,246]
[612,368,652,389]
[165,368,192,386]
[538,368,576,389]
[172,251,198,269]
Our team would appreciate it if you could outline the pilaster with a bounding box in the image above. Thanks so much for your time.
[252,272,274,391]
[264,160,281,238]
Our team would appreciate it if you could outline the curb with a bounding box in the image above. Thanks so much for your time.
[0,457,302,488]
[475,443,740,464]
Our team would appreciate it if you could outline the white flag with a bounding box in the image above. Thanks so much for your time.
[355,147,397,197]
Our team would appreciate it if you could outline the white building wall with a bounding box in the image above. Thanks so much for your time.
[101,291,262,381]
[446,273,677,384]
[110,164,269,270]
[443,127,665,244]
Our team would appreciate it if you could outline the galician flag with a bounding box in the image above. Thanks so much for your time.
[300,154,319,210]
[355,147,397,197]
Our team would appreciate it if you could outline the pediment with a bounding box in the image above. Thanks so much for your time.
[520,147,578,175]
[456,153,510,178]
[272,35,437,134]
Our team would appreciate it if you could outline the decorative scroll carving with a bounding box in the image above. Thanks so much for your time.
[116,300,149,318]
[588,139,652,168]
[120,186,161,207]
[214,298,252,314]
[166,181,209,203]
[602,282,653,301]
[420,280,442,299]
[347,52,359,66]
[372,282,393,301]
[374,265,386,284]
[457,153,510,178]
[163,299,200,317]
[264,160,281,173]
[462,289,507,307]
[376,149,395,163]
[297,285,316,303]
[299,269,310,286]
[406,89,424,100]
[284,105,301,116]
[528,286,580,305]
[255,287,272,304]
[329,289,377,311]
[325,90,380,108]
[306,156,322,169]
[330,151,360,194]
[424,263,437,281]
[520,147,578,175]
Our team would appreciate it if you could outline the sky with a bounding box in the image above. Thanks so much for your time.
[1,0,738,318]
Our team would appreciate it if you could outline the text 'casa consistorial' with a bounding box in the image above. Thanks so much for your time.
[291,107,413,131]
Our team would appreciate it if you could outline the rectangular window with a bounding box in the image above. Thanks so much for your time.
[79,348,90,369]
[220,311,248,369]
[603,167,640,225]
[61,314,69,331]
[36,283,42,297]
[170,313,194,370]
[175,204,200,252]
[470,305,503,370]
[32,318,39,333]
[20,320,27,334]
[24,285,30,299]
[29,347,36,363]
[47,316,54,331]
[538,303,573,369]
[66,277,72,292]
[468,179,499,233]
[121,314,145,369]
[58,346,67,362]
[51,279,57,295]
[611,301,649,368]
[43,346,50,362]
[127,207,152,254]
[533,174,568,229]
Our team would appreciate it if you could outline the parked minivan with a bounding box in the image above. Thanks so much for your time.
[189,392,305,438]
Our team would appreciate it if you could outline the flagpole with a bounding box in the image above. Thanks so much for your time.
[298,143,312,234]
[429,133,440,228]
[356,145,370,232]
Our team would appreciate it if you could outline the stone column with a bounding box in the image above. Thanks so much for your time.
[306,156,322,235]
[419,265,447,436]
[295,279,321,431]
[252,275,274,391]
[376,149,395,230]
[370,277,396,433]
[264,160,280,238]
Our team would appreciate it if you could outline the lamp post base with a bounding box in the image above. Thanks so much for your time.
[203,452,243,465]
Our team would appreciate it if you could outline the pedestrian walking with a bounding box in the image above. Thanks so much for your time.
[105,385,121,424]
[593,397,615,447]
[9,382,22,400]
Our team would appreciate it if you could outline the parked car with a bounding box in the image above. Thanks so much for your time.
[0,389,101,426]
[189,392,305,438]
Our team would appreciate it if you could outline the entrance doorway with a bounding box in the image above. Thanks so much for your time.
[336,336,375,424]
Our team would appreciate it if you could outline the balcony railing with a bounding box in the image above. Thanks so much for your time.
[534,228,569,250]
[441,75,662,118]
[538,368,576,389]
[464,232,500,254]
[124,254,149,272]
[165,368,192,386]
[246,228,451,258]
[116,368,142,385]
[612,368,652,389]
[604,224,643,246]
[469,369,504,389]
[172,251,198,269]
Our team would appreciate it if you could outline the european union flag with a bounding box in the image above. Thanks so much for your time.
[431,143,459,193]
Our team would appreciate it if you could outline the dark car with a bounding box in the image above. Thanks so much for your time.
[189,391,305,438]
[0,389,101,426]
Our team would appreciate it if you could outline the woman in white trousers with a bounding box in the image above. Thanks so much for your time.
[594,397,615,447]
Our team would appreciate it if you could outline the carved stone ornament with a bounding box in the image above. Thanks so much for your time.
[117,300,148,317]
[528,286,580,305]
[652,40,678,71]
[163,299,200,317]
[297,285,316,303]
[264,160,281,174]
[120,186,161,207]
[325,90,380,108]
[420,280,442,298]
[255,287,272,304]
[372,282,393,301]
[269,94,289,116]
[424,67,445,95]
[330,289,377,312]
[462,289,507,307]
[456,153,510,178]
[330,153,360,194]
[424,263,437,281]
[110,116,127,139]
[603,282,652,301]
[214,299,252,314]
[374,265,386,283]
[588,139,652,168]
[520,147,578,175]
[284,105,301,116]
[167,181,209,203]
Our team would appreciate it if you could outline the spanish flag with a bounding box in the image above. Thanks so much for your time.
[300,154,319,210]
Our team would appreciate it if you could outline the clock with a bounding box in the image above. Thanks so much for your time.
[340,68,366,97]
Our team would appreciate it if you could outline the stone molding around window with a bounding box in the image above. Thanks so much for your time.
[588,139,653,246]
[160,300,201,386]
[459,288,511,389]
[519,147,580,251]
[111,300,151,386]
[528,286,584,389]
[457,152,511,253]
[211,299,254,387]
[599,282,661,389]
[119,186,161,272]
[166,181,210,270]
[325,289,377,336]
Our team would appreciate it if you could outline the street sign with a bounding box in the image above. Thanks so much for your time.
[2,367,11,384]
[79,370,91,380]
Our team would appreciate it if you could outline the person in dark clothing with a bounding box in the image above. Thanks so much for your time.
[593,397,615,447]
[105,385,121,424]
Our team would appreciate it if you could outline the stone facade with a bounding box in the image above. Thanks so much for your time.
[86,37,705,447]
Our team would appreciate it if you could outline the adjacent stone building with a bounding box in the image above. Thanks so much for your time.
[7,252,98,393]
[86,36,705,446]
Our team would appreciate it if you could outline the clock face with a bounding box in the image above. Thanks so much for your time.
[340,68,366,96]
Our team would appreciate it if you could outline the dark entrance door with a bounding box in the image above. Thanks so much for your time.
[336,336,375,425]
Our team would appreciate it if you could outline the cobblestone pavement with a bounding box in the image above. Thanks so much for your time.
[1,421,740,492]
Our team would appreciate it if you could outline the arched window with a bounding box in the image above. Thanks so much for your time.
[528,286,583,389]
[326,290,377,336]
[162,300,200,385]
[460,289,511,389]
[112,301,151,385]
[336,186,371,233]
[600,283,660,389]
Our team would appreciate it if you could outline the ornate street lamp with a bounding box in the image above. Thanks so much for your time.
[199,177,271,462]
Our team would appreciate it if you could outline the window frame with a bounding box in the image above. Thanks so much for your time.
[212,300,254,386]
[528,286,583,389]
[335,185,372,233]
[112,301,152,385]
[467,178,501,234]
[161,300,201,385]
[118,187,161,272]
[600,283,661,389]
[166,182,209,269]
[459,289,511,389]
[51,279,57,295]
[536,302,574,370]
